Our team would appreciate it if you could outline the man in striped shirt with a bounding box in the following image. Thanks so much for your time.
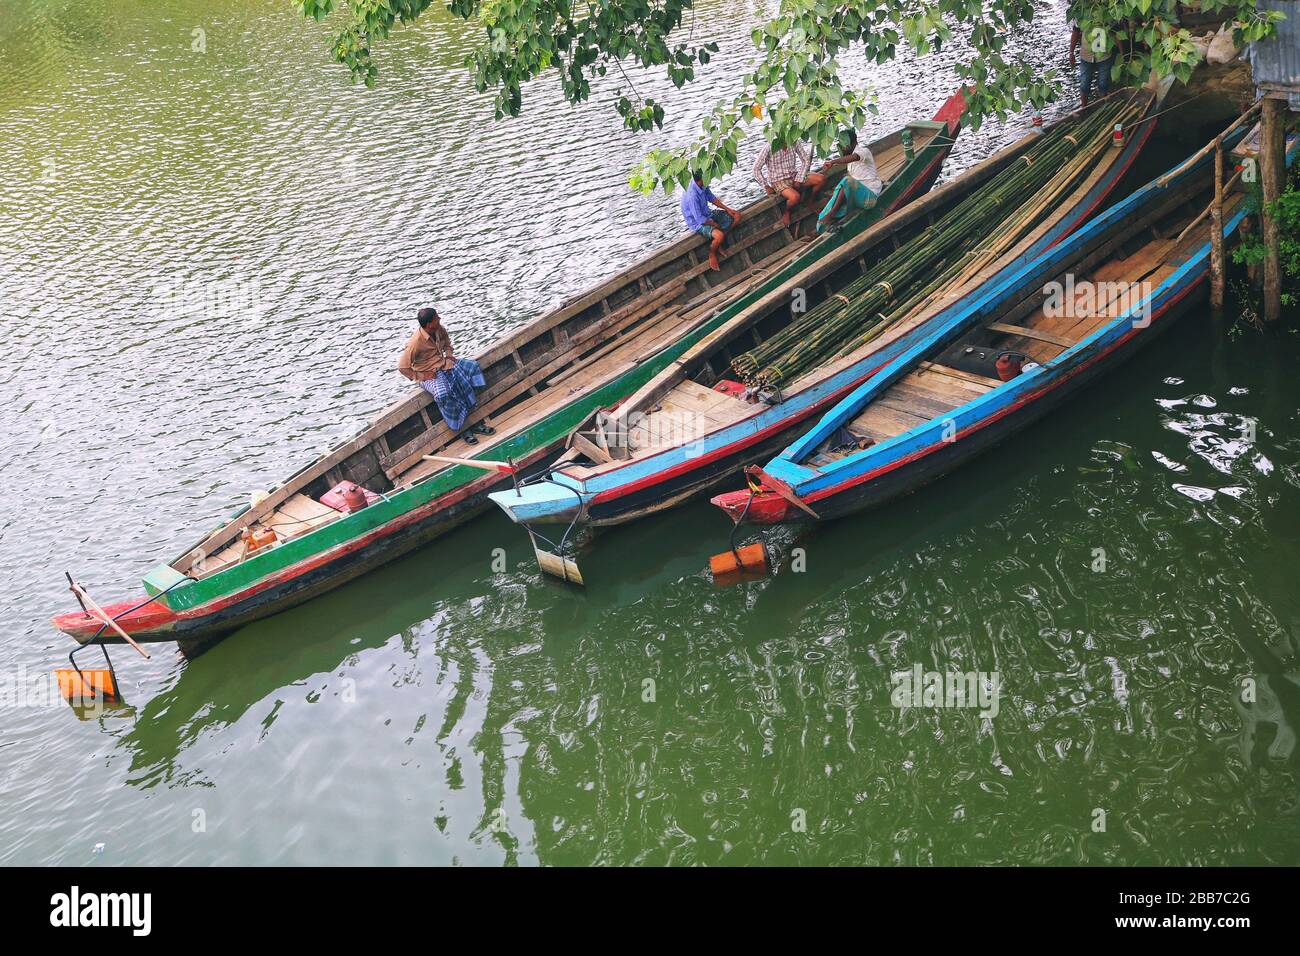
[752,139,828,237]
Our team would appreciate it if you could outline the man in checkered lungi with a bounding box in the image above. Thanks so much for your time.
[397,307,495,444]
[752,138,829,238]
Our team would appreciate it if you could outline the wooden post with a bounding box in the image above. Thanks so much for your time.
[1210,136,1225,314]
[1260,98,1285,322]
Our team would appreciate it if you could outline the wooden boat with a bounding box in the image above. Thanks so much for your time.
[711,124,1296,527]
[52,92,966,646]
[488,90,1159,543]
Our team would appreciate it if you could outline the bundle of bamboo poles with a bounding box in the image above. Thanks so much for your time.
[732,96,1139,386]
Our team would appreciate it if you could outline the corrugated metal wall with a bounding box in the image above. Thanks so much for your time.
[1250,0,1300,107]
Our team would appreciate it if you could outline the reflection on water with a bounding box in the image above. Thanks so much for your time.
[2,0,1299,865]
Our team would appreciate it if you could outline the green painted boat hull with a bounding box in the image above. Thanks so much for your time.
[53,98,963,645]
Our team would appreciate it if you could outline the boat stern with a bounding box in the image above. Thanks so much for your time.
[488,475,589,525]
[51,597,180,645]
[710,488,795,526]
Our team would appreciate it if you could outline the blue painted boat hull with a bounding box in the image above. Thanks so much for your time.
[732,129,1297,527]
[791,278,1207,523]
[495,91,1161,531]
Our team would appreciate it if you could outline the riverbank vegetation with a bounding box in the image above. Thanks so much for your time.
[1235,161,1300,311]
[296,1,1279,190]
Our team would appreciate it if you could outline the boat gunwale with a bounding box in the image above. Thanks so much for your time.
[167,119,955,571]
[767,127,1291,494]
[545,92,1154,494]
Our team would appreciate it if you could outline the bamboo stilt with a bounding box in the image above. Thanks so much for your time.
[1261,98,1285,322]
[1210,136,1225,314]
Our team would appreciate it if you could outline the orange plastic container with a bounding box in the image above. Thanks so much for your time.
[709,541,770,582]
[242,526,278,554]
[995,353,1024,381]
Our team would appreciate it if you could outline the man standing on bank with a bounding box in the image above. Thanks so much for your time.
[680,170,743,271]
[1070,18,1115,108]
[398,307,495,445]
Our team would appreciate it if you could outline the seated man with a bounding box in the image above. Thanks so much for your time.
[680,170,742,271]
[816,129,882,234]
[397,307,495,445]
[752,138,827,237]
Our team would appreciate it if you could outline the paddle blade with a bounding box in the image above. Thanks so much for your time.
[54,668,120,705]
[533,544,585,586]
[709,542,770,585]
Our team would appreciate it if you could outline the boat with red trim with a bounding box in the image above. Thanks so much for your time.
[51,93,967,646]
[711,120,1293,528]
[488,90,1160,545]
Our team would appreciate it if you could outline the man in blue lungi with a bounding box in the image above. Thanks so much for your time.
[816,129,882,234]
[397,307,495,445]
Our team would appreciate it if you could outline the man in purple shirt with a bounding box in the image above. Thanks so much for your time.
[680,170,742,271]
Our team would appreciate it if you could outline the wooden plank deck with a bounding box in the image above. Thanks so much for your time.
[820,217,1201,461]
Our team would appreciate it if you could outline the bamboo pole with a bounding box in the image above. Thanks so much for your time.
[1177,165,1246,246]
[1261,98,1284,322]
[1210,136,1225,314]
[1155,101,1261,188]
[733,96,1134,385]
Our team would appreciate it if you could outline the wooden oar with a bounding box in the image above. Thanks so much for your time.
[69,582,151,659]
[422,454,517,474]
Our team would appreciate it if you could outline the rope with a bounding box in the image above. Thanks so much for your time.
[515,467,587,574]
[1120,90,1214,132]
[727,488,758,566]
[67,574,193,703]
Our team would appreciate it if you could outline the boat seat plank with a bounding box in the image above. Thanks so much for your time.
[916,361,1000,390]
[986,321,1076,348]
[875,385,964,420]
[265,494,339,539]
[194,492,342,577]
[675,379,747,416]
[889,379,968,409]
[850,402,931,442]
[898,368,987,402]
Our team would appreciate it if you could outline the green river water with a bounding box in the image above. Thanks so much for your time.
[1,0,1298,866]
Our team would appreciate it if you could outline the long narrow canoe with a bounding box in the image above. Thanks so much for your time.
[53,91,966,646]
[712,125,1296,526]
[487,89,1158,537]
